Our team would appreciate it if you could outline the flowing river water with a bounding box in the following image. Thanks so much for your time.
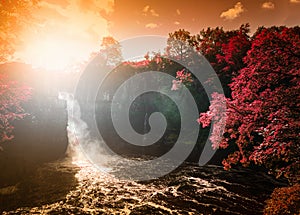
[0,156,286,215]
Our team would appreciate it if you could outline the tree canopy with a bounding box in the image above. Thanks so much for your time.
[198,26,300,182]
[0,0,38,62]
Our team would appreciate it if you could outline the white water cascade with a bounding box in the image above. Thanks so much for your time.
[58,92,113,170]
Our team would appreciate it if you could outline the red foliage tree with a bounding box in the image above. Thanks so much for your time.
[0,74,31,147]
[198,26,300,182]
[196,24,251,97]
[215,24,251,79]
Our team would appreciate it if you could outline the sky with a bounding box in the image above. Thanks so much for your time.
[15,0,300,70]
[109,0,300,38]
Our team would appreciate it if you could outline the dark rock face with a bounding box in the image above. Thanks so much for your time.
[0,62,69,187]
[0,97,69,184]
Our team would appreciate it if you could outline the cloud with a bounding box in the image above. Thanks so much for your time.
[143,5,150,13]
[176,9,181,15]
[142,5,159,17]
[220,2,244,20]
[77,0,114,14]
[262,2,275,9]
[145,23,158,29]
[290,0,300,3]
[44,0,69,8]
[150,9,159,17]
[174,21,180,25]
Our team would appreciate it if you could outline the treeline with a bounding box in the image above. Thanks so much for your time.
[87,24,299,185]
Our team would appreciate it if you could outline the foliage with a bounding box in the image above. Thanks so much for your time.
[0,74,31,146]
[0,0,37,147]
[197,24,251,71]
[215,24,251,79]
[100,36,123,66]
[166,29,194,64]
[171,69,193,91]
[0,0,39,62]
[197,92,227,150]
[264,184,300,215]
[197,26,300,182]
[166,25,251,97]
[124,55,188,132]
[196,24,251,97]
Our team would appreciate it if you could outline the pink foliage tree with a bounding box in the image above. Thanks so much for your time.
[171,69,193,90]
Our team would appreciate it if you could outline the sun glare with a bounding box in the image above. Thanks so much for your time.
[23,37,92,71]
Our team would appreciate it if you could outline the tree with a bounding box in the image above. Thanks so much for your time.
[100,36,123,66]
[196,24,251,97]
[0,74,31,147]
[198,26,300,182]
[166,25,252,97]
[264,184,300,215]
[0,0,39,62]
[215,24,251,86]
[166,29,196,64]
[0,0,36,147]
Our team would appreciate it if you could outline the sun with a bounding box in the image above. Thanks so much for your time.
[23,37,92,71]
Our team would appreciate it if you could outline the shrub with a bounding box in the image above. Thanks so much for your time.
[264,184,300,215]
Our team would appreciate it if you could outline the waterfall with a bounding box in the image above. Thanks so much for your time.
[58,92,112,170]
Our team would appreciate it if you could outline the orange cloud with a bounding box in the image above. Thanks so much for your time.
[150,9,159,17]
[145,23,158,29]
[262,2,275,9]
[220,2,244,20]
[143,5,150,13]
[142,5,159,17]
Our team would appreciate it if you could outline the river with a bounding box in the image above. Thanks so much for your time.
[0,155,286,215]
